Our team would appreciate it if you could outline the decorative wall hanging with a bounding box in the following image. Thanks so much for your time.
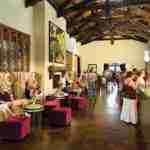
[88,64,97,73]
[49,21,65,64]
[0,23,30,72]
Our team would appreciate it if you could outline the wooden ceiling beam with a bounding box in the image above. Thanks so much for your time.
[76,21,149,44]
[60,0,150,17]
[67,13,104,27]
[77,26,123,43]
[134,35,148,42]
[25,0,42,7]
[60,0,74,9]
[81,35,133,45]
[115,29,149,43]
[123,0,150,6]
[61,0,150,45]
[75,19,150,44]
[79,32,97,43]
[81,34,148,45]
[68,16,142,37]
[76,28,104,41]
[58,0,75,16]
[47,0,59,11]
[67,10,142,29]
[70,24,98,37]
[25,0,59,10]
[60,1,98,17]
[73,26,149,44]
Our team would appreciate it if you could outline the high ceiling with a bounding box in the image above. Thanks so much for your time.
[26,0,150,45]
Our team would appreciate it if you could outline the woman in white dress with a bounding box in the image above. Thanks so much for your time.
[120,71,138,125]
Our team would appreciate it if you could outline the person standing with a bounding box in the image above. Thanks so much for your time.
[103,64,113,94]
[79,74,88,96]
[120,71,138,125]
[96,74,102,96]
[87,68,97,109]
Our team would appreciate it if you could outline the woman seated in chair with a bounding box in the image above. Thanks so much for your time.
[25,72,41,99]
[0,102,14,122]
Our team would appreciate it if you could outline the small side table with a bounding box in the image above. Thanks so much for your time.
[24,104,44,128]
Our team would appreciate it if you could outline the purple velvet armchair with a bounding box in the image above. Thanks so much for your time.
[0,116,31,140]
[69,96,89,110]
[48,107,72,126]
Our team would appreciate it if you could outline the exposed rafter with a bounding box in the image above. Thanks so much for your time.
[25,0,59,10]
[25,0,42,7]
[81,36,133,45]
[59,0,74,9]
[59,1,102,17]
[47,0,59,11]
[59,0,150,17]
[25,0,150,44]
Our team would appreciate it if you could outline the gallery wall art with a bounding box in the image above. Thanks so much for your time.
[88,64,97,73]
[49,21,65,64]
[0,23,30,72]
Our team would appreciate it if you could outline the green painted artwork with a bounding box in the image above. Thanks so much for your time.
[49,21,65,64]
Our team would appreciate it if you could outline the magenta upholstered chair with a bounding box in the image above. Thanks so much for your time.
[44,100,60,109]
[0,116,31,140]
[69,96,89,110]
[43,99,61,121]
[48,107,72,126]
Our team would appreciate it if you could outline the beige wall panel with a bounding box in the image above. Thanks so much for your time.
[79,40,148,73]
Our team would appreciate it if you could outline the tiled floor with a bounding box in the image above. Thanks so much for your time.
[1,85,150,150]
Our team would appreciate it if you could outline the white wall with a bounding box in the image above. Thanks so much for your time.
[79,40,148,73]
[0,0,32,34]
[0,0,34,70]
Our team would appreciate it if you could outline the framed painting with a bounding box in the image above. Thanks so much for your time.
[49,21,65,64]
[88,64,97,73]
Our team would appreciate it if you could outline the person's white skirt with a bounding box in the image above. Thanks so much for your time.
[120,97,138,124]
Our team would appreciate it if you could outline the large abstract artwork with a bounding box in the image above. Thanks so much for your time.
[49,21,65,64]
[0,23,30,72]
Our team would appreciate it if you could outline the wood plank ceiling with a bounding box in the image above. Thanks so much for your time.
[26,0,150,45]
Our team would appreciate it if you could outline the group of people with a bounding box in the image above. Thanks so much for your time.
[59,68,99,108]
[120,69,146,125]
[0,72,41,102]
[103,64,148,125]
[0,65,149,124]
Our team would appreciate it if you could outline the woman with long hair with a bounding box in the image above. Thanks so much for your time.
[120,71,138,125]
